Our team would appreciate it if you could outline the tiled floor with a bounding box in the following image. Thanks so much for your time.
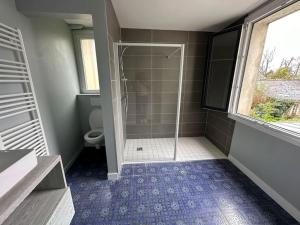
[124,137,226,162]
[67,149,299,225]
[176,137,226,161]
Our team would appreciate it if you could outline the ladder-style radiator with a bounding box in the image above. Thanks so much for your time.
[0,22,49,156]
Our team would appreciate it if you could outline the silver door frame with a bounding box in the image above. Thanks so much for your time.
[113,42,185,163]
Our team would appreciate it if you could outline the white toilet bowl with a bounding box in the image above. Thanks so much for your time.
[84,109,104,149]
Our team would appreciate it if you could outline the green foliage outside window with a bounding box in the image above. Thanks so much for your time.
[250,85,299,122]
[251,99,295,122]
[267,67,294,80]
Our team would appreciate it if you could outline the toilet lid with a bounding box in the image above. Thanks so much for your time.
[89,108,103,130]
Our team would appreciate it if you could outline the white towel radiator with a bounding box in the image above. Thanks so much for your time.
[0,22,49,156]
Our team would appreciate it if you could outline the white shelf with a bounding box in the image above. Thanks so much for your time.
[0,156,72,225]
[0,150,37,199]
[3,188,73,225]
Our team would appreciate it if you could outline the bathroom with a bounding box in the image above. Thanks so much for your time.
[0,1,235,173]
[2,0,300,225]
[35,17,107,168]
[117,30,231,163]
[0,9,106,171]
[73,27,234,166]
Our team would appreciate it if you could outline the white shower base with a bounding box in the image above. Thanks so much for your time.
[124,137,226,163]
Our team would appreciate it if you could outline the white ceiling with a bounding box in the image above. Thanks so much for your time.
[111,0,268,31]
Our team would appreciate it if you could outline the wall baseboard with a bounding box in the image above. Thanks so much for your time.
[228,154,300,223]
[107,172,119,180]
[64,146,83,172]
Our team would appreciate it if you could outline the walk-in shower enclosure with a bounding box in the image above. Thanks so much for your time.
[114,42,185,162]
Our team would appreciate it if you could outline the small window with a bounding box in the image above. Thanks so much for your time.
[74,31,100,93]
[230,1,300,139]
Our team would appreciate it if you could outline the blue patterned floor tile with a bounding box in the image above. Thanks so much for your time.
[112,187,134,202]
[146,174,164,185]
[145,164,160,175]
[213,192,264,211]
[112,202,136,221]
[114,176,134,188]
[67,149,299,225]
[146,162,186,175]
[242,207,282,225]
[191,210,230,225]
[121,165,134,176]
[132,164,147,176]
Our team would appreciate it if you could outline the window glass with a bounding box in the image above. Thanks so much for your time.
[237,8,300,134]
[204,29,240,110]
[80,39,99,91]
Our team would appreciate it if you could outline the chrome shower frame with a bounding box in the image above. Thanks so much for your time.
[113,42,185,162]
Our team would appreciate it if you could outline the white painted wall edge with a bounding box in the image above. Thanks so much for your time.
[107,172,119,180]
[228,113,300,148]
[228,154,300,223]
[64,145,84,172]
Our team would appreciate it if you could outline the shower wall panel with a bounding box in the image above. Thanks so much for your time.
[121,29,210,139]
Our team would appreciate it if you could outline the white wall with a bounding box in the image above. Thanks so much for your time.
[15,0,123,174]
[77,95,102,134]
[230,122,300,216]
[30,17,83,167]
[0,0,82,168]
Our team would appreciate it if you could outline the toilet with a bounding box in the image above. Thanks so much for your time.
[84,109,104,149]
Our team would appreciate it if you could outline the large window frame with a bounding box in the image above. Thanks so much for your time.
[202,26,242,111]
[73,30,100,94]
[229,0,300,147]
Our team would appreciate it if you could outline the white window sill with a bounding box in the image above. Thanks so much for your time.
[228,113,300,148]
[77,93,100,96]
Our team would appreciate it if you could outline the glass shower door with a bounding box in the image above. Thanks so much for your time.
[117,43,184,163]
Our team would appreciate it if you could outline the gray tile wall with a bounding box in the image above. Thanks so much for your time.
[121,29,210,138]
[120,29,236,155]
[205,110,235,155]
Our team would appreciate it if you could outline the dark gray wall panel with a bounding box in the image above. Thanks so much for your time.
[121,28,210,138]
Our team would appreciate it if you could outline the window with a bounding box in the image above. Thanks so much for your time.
[230,0,300,142]
[202,27,241,111]
[74,31,100,93]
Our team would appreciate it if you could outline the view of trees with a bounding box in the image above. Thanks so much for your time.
[259,47,300,80]
[250,85,297,122]
[250,48,300,122]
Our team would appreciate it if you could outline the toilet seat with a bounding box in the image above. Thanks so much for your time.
[84,129,104,144]
[84,108,104,149]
